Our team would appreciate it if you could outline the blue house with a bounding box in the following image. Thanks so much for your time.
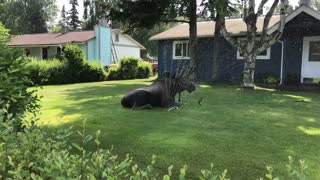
[8,21,146,66]
[150,6,320,84]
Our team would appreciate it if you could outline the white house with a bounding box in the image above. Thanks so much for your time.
[111,29,146,63]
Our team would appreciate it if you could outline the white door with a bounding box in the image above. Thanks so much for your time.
[301,36,320,83]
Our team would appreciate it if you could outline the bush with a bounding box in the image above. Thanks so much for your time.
[0,45,40,130]
[63,44,87,83]
[107,66,121,80]
[255,73,280,84]
[26,58,67,85]
[106,57,152,80]
[80,62,107,82]
[136,61,153,79]
[118,56,139,79]
[26,45,107,85]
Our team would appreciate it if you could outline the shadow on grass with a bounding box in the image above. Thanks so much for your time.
[39,82,320,179]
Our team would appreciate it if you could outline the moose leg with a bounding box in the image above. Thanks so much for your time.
[131,103,153,110]
[178,92,181,102]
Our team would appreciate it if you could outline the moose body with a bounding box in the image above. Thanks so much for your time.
[121,78,195,109]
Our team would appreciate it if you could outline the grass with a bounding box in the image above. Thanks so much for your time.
[37,78,320,179]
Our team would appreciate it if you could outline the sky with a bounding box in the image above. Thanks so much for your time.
[55,0,299,22]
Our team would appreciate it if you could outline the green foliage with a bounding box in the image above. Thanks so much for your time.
[0,0,58,34]
[119,56,139,79]
[26,52,107,85]
[80,62,108,82]
[107,66,121,80]
[136,61,153,78]
[63,44,86,83]
[106,57,152,80]
[67,0,82,31]
[0,45,40,130]
[255,73,280,84]
[0,22,10,43]
[26,58,67,85]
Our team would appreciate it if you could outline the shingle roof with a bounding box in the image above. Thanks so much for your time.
[7,31,95,46]
[150,15,280,40]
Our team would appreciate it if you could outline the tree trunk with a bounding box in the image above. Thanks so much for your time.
[188,0,198,79]
[212,15,223,81]
[242,54,256,88]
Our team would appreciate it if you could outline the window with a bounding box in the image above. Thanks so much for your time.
[115,33,119,42]
[42,48,48,59]
[57,47,62,55]
[309,41,320,61]
[25,48,31,57]
[236,39,271,60]
[173,41,190,59]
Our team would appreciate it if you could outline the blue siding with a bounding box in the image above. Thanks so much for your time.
[94,26,112,66]
[158,38,282,82]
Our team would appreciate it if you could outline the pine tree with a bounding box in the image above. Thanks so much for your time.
[59,5,68,32]
[67,0,81,31]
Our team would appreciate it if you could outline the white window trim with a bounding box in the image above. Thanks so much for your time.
[173,41,190,60]
[236,38,271,60]
[237,48,271,60]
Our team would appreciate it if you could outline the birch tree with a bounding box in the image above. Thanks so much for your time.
[220,0,288,88]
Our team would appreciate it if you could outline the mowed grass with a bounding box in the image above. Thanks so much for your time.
[37,78,320,179]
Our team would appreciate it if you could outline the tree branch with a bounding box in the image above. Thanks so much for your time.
[221,22,239,49]
[256,0,269,17]
[260,0,279,44]
[257,0,287,53]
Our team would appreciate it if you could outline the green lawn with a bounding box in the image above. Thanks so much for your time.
[37,78,320,179]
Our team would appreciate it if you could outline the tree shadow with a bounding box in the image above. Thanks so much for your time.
[38,82,320,179]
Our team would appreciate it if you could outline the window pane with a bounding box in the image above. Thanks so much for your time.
[175,43,182,57]
[183,43,187,57]
[309,41,320,61]
[258,50,267,56]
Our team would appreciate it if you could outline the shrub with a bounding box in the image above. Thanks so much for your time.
[80,62,107,82]
[0,45,40,130]
[118,56,139,79]
[0,22,10,44]
[255,73,280,84]
[26,58,67,85]
[107,66,121,80]
[63,44,87,83]
[136,61,153,79]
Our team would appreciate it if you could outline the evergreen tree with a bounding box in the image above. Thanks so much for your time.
[67,0,82,31]
[0,0,58,34]
[59,5,68,32]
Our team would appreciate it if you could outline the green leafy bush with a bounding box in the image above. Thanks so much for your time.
[0,45,40,130]
[107,57,152,80]
[26,58,67,85]
[63,44,87,83]
[80,62,107,82]
[26,45,107,85]
[107,66,121,80]
[255,73,280,84]
[0,22,10,44]
[118,56,139,79]
[136,61,153,79]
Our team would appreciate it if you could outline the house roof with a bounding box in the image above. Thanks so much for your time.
[8,31,95,47]
[268,5,320,34]
[149,6,320,41]
[8,29,146,50]
[112,29,146,50]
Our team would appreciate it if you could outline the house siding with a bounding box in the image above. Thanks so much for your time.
[157,12,320,83]
[158,38,282,81]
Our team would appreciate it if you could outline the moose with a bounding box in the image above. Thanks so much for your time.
[121,77,196,110]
